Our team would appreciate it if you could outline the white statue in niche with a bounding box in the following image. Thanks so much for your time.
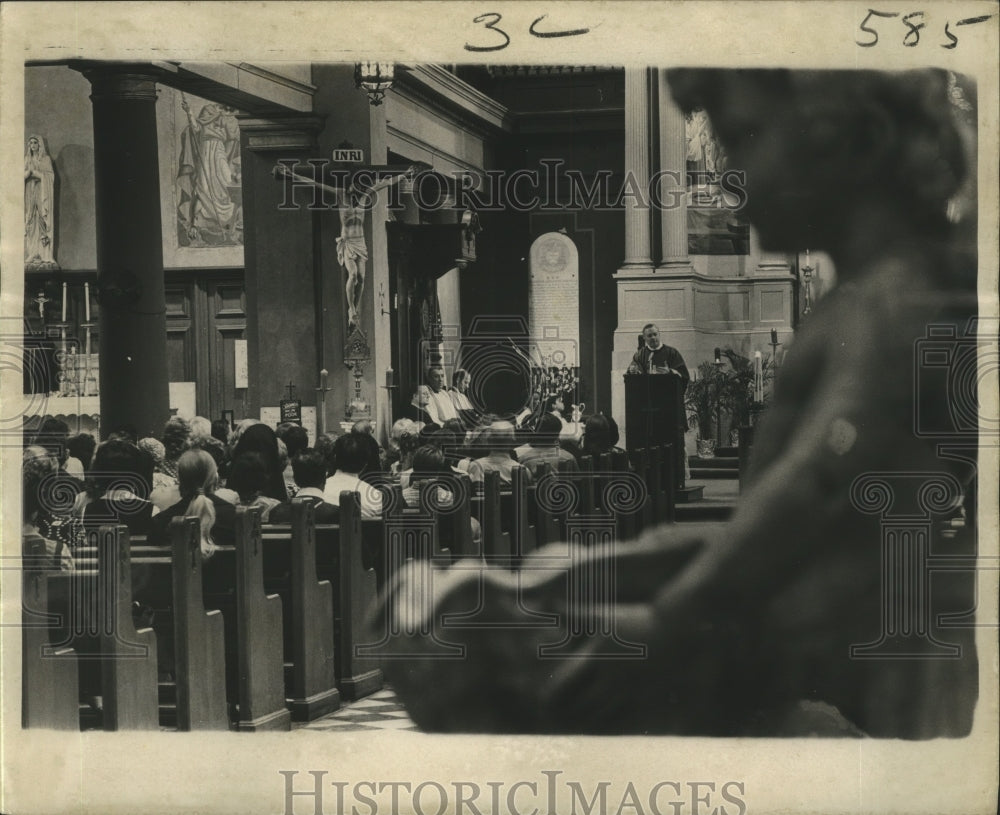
[24,135,58,270]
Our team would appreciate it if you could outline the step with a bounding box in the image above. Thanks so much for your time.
[689,457,739,470]
[690,468,739,480]
[674,485,704,503]
[689,446,738,462]
[674,502,734,522]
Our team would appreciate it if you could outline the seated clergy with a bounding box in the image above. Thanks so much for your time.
[407,385,437,425]
[270,448,340,524]
[323,433,383,518]
[449,368,474,412]
[426,366,459,424]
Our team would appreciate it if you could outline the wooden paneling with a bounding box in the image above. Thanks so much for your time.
[165,271,246,420]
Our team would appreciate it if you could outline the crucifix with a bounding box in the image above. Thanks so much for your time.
[32,290,49,328]
[285,381,296,400]
[274,161,427,334]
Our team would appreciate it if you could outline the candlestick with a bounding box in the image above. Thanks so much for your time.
[61,282,67,322]
[84,282,91,322]
[770,328,777,345]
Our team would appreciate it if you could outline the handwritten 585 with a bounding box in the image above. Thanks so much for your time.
[856,9,994,49]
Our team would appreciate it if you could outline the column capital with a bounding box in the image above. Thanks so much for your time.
[73,62,162,102]
[237,114,326,153]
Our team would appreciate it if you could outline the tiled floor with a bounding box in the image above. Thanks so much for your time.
[295,687,421,732]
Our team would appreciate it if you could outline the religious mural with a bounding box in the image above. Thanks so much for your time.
[175,93,243,248]
[158,88,245,268]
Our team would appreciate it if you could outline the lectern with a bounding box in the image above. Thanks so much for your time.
[624,373,686,489]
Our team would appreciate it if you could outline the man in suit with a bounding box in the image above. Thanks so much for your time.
[269,448,340,523]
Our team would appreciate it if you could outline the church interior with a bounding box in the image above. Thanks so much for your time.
[16,61,986,740]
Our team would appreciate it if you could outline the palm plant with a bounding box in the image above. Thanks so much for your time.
[720,348,775,429]
[685,361,732,442]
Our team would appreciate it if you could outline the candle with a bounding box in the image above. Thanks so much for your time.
[805,248,811,266]
[61,282,67,322]
[84,282,91,322]
[385,367,394,388]
[320,368,329,389]
[771,328,778,345]
[714,347,721,364]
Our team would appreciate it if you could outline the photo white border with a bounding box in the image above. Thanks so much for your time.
[1,3,997,814]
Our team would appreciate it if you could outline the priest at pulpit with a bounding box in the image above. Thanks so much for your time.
[629,324,690,388]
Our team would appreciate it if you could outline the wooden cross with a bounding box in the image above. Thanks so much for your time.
[285,381,296,400]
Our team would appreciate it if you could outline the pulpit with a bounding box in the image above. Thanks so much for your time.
[624,373,686,490]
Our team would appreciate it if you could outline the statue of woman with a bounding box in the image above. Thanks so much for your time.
[24,135,57,270]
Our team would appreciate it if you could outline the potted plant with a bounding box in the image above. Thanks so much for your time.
[720,349,775,432]
[685,361,729,458]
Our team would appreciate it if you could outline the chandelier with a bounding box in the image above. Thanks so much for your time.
[354,62,395,106]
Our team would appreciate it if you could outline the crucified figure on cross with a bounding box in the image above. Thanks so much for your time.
[275,163,420,331]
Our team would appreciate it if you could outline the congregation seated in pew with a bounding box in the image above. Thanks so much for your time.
[214,451,282,521]
[22,448,74,572]
[149,448,234,555]
[77,438,156,536]
[270,449,341,524]
[514,413,580,479]
[467,421,532,487]
[323,433,383,518]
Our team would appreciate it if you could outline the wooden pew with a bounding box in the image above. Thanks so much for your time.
[645,445,666,524]
[169,517,229,731]
[330,493,383,700]
[95,525,160,730]
[629,448,656,531]
[229,506,291,731]
[574,455,596,517]
[21,547,79,730]
[504,464,536,563]
[472,470,511,564]
[434,473,475,561]
[530,462,565,548]
[257,499,341,721]
[288,499,341,718]
[610,449,642,541]
[658,443,677,524]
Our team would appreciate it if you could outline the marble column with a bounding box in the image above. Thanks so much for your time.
[619,68,653,272]
[83,67,170,439]
[656,70,694,273]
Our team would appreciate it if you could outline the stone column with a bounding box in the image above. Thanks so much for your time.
[83,67,170,439]
[620,68,653,272]
[656,70,693,273]
[238,115,325,429]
